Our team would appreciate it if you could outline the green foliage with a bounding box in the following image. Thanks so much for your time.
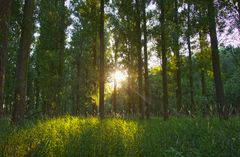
[1,116,240,157]
[0,117,12,157]
[220,47,240,111]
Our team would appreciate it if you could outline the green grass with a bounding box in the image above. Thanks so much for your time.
[0,116,240,157]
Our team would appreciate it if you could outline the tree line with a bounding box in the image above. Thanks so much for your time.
[0,0,240,124]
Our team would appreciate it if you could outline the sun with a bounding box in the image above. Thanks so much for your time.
[114,70,126,82]
[111,70,127,87]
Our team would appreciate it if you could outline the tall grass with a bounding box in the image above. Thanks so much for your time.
[0,116,240,157]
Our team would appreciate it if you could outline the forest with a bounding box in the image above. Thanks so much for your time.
[0,0,240,156]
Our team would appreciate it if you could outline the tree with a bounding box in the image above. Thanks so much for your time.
[173,0,182,113]
[36,0,68,116]
[57,0,67,115]
[136,0,144,119]
[142,0,150,119]
[0,0,12,117]
[207,0,227,119]
[199,31,208,115]
[99,0,105,118]
[12,0,35,124]
[160,0,169,120]
[110,0,138,116]
[187,2,194,114]
[113,40,118,113]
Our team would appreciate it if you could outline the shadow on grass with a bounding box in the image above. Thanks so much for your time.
[1,116,240,157]
[139,117,240,157]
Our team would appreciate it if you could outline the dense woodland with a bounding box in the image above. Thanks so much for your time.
[1,0,240,156]
[0,0,240,123]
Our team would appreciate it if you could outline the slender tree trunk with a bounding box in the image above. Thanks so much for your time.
[127,42,132,115]
[136,0,144,119]
[99,0,105,118]
[187,3,194,114]
[35,56,41,112]
[130,44,136,116]
[113,40,118,113]
[26,64,34,114]
[113,80,117,113]
[199,31,208,115]
[142,0,150,119]
[76,55,81,115]
[208,0,227,119]
[160,0,169,120]
[173,0,182,113]
[76,47,83,116]
[126,14,135,116]
[12,0,35,124]
[92,35,98,116]
[0,0,12,117]
[35,76,40,110]
[57,0,66,115]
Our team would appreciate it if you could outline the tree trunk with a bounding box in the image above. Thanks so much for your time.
[127,41,132,115]
[142,0,150,119]
[57,0,66,115]
[199,31,208,116]
[99,0,105,118]
[173,0,182,113]
[0,0,12,117]
[136,0,144,119]
[208,0,227,119]
[92,34,98,116]
[126,14,135,116]
[76,55,81,115]
[187,3,194,114]
[160,0,169,120]
[113,79,117,113]
[113,40,118,113]
[130,45,137,116]
[12,0,35,124]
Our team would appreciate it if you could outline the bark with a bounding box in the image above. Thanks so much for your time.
[160,0,169,120]
[113,79,117,113]
[126,15,135,116]
[12,0,35,124]
[113,40,118,113]
[187,3,194,114]
[142,0,150,119]
[0,0,12,117]
[57,0,66,115]
[127,42,132,115]
[92,34,97,116]
[173,0,182,113]
[35,75,40,110]
[136,0,144,119]
[99,0,105,118]
[130,45,136,116]
[76,55,81,115]
[199,31,209,116]
[208,0,227,119]
[75,46,83,116]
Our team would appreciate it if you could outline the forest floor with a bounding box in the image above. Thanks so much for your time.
[0,116,240,157]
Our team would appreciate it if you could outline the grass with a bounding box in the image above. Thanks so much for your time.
[0,116,240,157]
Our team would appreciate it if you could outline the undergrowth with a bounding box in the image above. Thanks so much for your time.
[0,116,240,157]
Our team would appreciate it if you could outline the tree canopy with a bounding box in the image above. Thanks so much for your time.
[0,0,240,123]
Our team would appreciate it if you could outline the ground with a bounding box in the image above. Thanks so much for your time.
[0,116,240,157]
